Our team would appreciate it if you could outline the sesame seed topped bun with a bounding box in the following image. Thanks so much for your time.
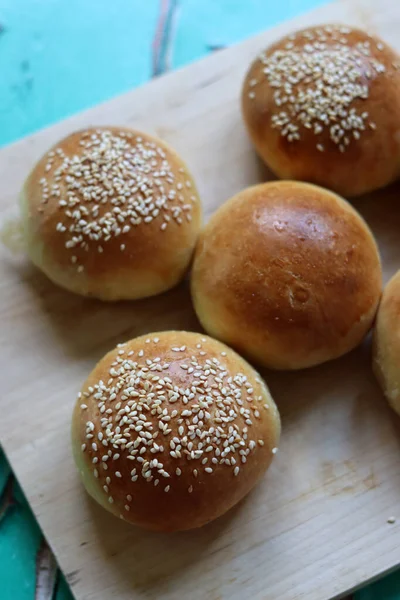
[191,181,382,370]
[20,127,202,300]
[242,24,400,197]
[373,270,400,416]
[71,331,280,531]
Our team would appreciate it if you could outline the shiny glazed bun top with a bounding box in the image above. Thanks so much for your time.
[72,331,280,531]
[20,127,202,300]
[242,24,400,196]
[191,181,382,370]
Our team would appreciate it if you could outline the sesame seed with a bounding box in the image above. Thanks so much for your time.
[188,485,193,493]
[78,334,269,501]
[387,516,396,524]
[40,129,197,270]
[258,26,385,152]
[272,447,278,454]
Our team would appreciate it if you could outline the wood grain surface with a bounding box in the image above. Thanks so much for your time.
[0,1,399,599]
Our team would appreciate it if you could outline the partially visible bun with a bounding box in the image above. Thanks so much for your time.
[20,127,202,300]
[191,181,382,370]
[71,331,280,531]
[373,271,400,415]
[242,24,400,197]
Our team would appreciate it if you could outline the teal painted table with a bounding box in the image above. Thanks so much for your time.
[0,1,398,598]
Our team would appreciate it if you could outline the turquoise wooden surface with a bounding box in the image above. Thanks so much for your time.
[0,1,398,598]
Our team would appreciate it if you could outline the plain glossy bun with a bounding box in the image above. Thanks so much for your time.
[20,127,202,300]
[72,331,280,531]
[191,181,382,370]
[373,270,400,416]
[242,24,400,197]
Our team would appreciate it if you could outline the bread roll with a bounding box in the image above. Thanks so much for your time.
[72,331,280,531]
[20,127,202,300]
[373,271,400,415]
[242,24,400,197]
[191,181,382,370]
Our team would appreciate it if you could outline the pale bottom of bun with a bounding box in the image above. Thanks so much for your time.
[20,200,192,301]
[373,355,400,416]
[372,271,400,416]
[26,238,190,301]
[251,139,400,199]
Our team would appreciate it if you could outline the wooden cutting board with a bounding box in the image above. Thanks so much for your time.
[1,0,400,598]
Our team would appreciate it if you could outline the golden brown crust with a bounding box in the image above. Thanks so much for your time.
[242,24,400,197]
[373,271,400,416]
[20,127,202,300]
[191,181,382,370]
[71,331,280,531]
